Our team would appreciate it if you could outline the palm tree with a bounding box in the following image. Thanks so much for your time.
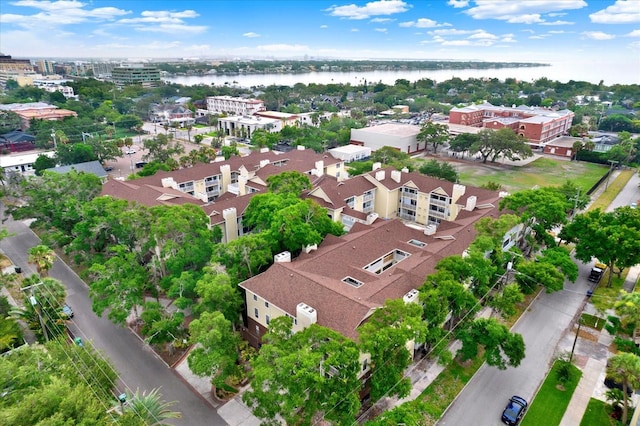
[28,245,56,277]
[125,388,181,425]
[606,352,640,424]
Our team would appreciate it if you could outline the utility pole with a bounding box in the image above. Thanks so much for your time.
[22,281,49,342]
[604,160,618,190]
[569,316,583,364]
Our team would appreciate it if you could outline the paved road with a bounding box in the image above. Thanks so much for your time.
[439,171,640,425]
[438,270,591,426]
[0,210,227,426]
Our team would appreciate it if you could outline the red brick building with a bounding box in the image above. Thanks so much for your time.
[449,103,574,149]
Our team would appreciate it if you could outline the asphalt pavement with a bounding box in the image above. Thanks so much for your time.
[0,204,227,426]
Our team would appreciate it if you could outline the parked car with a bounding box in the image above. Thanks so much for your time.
[62,304,74,319]
[124,148,137,155]
[103,165,113,172]
[502,395,527,425]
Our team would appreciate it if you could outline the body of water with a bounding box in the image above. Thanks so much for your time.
[166,60,638,88]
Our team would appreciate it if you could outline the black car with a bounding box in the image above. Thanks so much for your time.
[502,395,527,425]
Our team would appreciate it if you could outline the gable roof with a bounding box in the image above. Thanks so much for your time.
[240,206,500,341]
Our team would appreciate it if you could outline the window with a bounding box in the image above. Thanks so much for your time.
[342,276,364,288]
[254,308,259,318]
[266,315,270,325]
[362,359,368,371]
[408,239,426,248]
[253,294,257,301]
[264,301,269,308]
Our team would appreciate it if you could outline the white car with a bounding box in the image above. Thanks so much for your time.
[124,148,137,155]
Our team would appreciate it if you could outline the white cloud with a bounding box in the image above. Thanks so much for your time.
[375,27,388,33]
[468,31,498,40]
[505,14,543,24]
[320,24,328,29]
[370,17,394,23]
[582,31,616,40]
[627,29,640,37]
[135,24,207,35]
[447,0,469,8]
[590,0,640,24]
[399,18,439,28]
[428,28,475,35]
[529,35,547,39]
[540,20,574,26]
[464,0,586,23]
[547,12,567,17]
[548,30,569,34]
[326,0,410,20]
[630,40,640,48]
[351,28,359,32]
[0,1,130,28]
[243,32,260,38]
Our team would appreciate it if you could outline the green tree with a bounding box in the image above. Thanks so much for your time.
[614,292,640,336]
[470,128,533,164]
[359,299,427,401]
[193,268,243,323]
[188,311,241,391]
[10,170,102,235]
[606,352,640,424]
[559,207,640,286]
[457,317,525,369]
[417,121,449,153]
[123,387,182,426]
[244,316,361,425]
[370,146,412,169]
[448,132,478,157]
[266,170,312,195]
[514,260,566,293]
[142,133,185,164]
[418,159,458,182]
[88,245,149,325]
[0,111,23,134]
[213,233,273,284]
[500,186,571,248]
[489,283,524,319]
[32,154,57,175]
[27,244,56,277]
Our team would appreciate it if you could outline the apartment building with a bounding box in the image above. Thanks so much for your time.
[206,96,265,116]
[111,64,161,88]
[239,183,503,350]
[448,102,575,147]
[100,147,346,242]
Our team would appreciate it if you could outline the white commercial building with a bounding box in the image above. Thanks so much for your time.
[206,96,265,116]
[329,144,372,163]
[350,123,423,154]
[0,150,56,178]
[218,115,281,138]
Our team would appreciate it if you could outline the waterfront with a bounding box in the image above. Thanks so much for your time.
[165,60,638,88]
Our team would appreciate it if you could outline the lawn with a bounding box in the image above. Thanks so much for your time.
[580,398,617,426]
[520,360,582,426]
[456,157,607,193]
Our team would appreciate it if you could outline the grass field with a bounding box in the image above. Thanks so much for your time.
[521,360,582,426]
[455,157,608,193]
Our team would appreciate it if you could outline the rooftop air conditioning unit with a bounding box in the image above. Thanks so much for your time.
[403,289,419,304]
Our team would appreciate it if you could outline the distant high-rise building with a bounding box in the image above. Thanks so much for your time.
[111,64,161,88]
[35,59,55,75]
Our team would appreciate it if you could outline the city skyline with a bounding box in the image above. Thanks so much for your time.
[0,0,639,67]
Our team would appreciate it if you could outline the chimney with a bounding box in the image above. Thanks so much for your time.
[297,145,305,150]
[259,159,270,168]
[452,183,466,201]
[424,224,437,235]
[296,303,317,328]
[238,175,247,196]
[260,147,269,153]
[160,177,177,189]
[274,251,291,263]
[372,162,382,171]
[465,195,477,211]
[391,170,401,183]
[314,160,324,177]
[375,170,385,181]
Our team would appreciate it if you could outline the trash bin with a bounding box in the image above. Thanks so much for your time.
[14,266,21,273]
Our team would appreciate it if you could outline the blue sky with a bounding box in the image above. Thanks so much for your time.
[1,0,639,65]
